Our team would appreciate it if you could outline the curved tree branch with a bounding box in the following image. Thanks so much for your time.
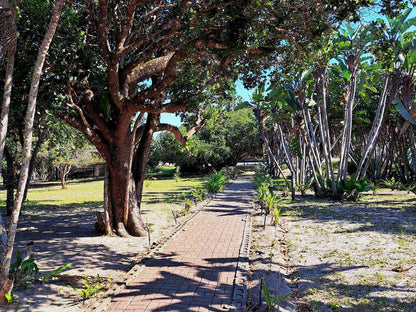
[156,123,189,156]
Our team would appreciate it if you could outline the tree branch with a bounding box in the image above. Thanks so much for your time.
[66,82,93,138]
[97,0,110,63]
[122,52,175,97]
[156,123,189,156]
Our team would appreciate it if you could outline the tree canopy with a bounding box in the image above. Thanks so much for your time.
[0,0,412,236]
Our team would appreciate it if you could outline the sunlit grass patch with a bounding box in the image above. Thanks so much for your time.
[0,176,208,213]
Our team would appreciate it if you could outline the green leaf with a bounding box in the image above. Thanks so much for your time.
[10,250,22,271]
[278,292,292,302]
[407,148,416,173]
[4,293,12,304]
[395,98,416,125]
[363,84,377,93]
[342,69,350,81]
[42,263,72,284]
[410,50,416,63]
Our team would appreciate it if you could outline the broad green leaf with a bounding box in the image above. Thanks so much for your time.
[42,263,72,284]
[407,148,416,173]
[342,69,351,81]
[363,84,377,93]
[395,98,416,125]
[409,50,416,64]
[4,293,12,304]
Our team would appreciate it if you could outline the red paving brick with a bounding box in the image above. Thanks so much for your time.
[103,174,254,312]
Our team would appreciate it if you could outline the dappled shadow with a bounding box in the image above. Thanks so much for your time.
[7,203,150,312]
[105,174,255,311]
[110,253,238,311]
[24,178,104,190]
[288,196,416,236]
[291,264,416,311]
[14,205,144,273]
[21,200,103,212]
[6,173,255,311]
[143,190,188,204]
[280,195,416,311]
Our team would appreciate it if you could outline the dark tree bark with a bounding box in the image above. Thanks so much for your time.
[3,148,17,216]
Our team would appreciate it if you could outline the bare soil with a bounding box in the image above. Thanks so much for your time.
[2,196,209,312]
[247,190,416,312]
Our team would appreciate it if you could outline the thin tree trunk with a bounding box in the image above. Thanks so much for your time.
[23,125,49,201]
[262,134,289,186]
[301,109,324,192]
[338,54,359,183]
[0,0,17,265]
[3,147,16,216]
[276,122,296,199]
[355,76,389,180]
[60,164,71,189]
[0,0,16,170]
[316,67,336,195]
[0,0,64,301]
[253,105,289,186]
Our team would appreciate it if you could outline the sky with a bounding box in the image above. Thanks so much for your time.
[160,79,252,127]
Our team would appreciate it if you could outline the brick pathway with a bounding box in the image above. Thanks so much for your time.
[104,173,254,312]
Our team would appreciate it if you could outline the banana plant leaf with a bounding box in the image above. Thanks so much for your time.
[407,148,416,174]
[395,97,416,125]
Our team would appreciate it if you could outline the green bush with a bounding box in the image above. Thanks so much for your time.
[205,170,227,193]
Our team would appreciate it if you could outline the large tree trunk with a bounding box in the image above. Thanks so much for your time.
[102,113,156,238]
[0,0,64,302]
[133,114,159,214]
[106,151,147,237]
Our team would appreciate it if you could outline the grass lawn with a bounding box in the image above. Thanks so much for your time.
[0,175,208,213]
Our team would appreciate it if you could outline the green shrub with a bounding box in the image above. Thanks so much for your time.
[382,177,402,191]
[205,170,227,193]
[69,275,110,299]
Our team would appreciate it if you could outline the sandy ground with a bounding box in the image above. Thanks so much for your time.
[247,190,416,312]
[2,196,210,312]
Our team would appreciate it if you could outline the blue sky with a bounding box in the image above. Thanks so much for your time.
[160,79,252,127]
